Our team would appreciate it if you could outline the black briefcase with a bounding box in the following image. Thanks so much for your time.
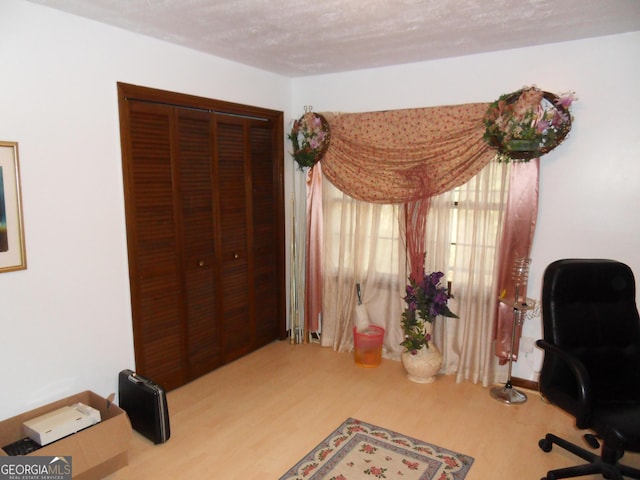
[118,369,171,444]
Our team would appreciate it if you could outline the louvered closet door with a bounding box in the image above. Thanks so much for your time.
[176,110,221,380]
[123,100,187,390]
[119,82,285,391]
[214,116,253,362]
[123,102,221,390]
[214,115,282,361]
[249,121,281,346]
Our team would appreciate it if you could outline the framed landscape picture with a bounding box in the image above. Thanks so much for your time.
[0,141,26,272]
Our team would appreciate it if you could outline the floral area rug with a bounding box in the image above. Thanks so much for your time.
[279,418,474,480]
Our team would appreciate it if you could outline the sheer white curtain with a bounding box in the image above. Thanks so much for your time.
[320,160,510,384]
[426,159,510,385]
[320,177,406,359]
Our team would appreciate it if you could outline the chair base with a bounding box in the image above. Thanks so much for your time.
[539,433,640,480]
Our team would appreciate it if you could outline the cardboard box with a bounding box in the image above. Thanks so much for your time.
[0,391,132,479]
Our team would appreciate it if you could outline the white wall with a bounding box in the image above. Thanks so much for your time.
[0,0,291,420]
[291,32,640,380]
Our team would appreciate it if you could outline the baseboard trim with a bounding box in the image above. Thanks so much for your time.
[511,377,539,392]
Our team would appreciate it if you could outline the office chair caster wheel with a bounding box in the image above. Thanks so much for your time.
[539,438,553,452]
[584,433,600,449]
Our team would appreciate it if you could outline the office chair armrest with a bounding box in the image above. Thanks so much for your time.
[536,339,593,427]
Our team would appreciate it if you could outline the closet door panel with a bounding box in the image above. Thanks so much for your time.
[176,111,221,379]
[215,118,252,361]
[249,123,280,345]
[124,102,185,390]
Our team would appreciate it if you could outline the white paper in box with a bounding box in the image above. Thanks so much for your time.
[22,402,101,446]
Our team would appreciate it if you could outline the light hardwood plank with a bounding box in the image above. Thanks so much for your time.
[106,340,640,479]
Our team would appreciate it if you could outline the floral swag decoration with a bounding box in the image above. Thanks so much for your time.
[483,86,576,162]
[288,111,331,169]
[401,271,459,353]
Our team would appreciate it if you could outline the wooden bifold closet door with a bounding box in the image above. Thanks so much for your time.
[117,83,285,391]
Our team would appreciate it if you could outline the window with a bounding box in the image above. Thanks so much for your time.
[321,159,510,373]
[324,184,402,280]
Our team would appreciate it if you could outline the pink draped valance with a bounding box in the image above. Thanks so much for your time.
[320,103,496,204]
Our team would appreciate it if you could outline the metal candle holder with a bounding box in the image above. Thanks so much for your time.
[490,257,533,404]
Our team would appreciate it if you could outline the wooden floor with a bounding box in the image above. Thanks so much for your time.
[106,340,640,479]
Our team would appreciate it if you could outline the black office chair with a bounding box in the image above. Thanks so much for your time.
[537,259,640,480]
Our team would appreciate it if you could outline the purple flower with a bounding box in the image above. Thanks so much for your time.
[555,92,576,109]
[401,270,458,351]
[536,119,550,133]
[429,271,444,285]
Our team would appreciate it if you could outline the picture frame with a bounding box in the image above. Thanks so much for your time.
[0,141,27,272]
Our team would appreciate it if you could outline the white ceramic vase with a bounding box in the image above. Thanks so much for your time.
[401,344,443,384]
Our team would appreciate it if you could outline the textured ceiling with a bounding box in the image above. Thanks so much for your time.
[27,0,640,77]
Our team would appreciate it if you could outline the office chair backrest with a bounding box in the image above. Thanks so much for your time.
[541,259,640,349]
